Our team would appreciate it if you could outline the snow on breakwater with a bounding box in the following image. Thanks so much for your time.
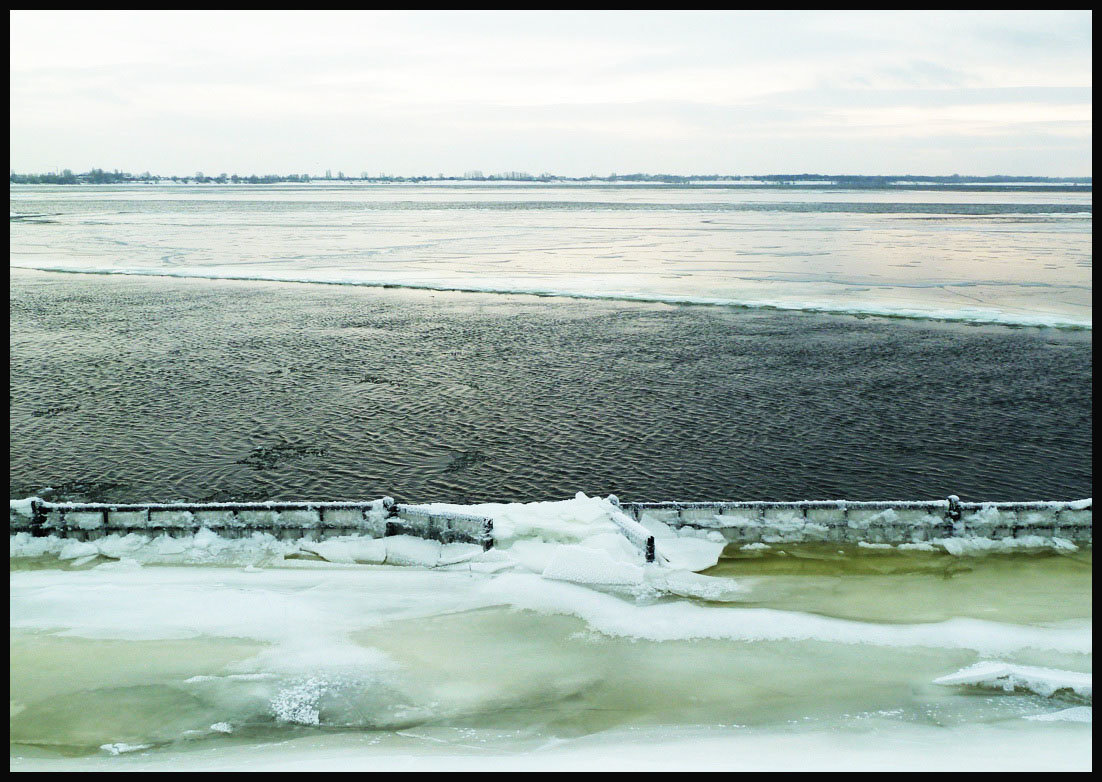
[628,498,1092,549]
[10,494,1092,572]
[12,495,1088,557]
[9,496,495,549]
[9,494,716,589]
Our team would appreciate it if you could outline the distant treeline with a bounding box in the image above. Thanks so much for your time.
[8,169,314,185]
[9,168,1091,186]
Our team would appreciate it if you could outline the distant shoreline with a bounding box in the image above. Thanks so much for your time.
[8,170,1092,189]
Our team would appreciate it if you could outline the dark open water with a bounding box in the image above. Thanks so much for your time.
[9,270,1092,504]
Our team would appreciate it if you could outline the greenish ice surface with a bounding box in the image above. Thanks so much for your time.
[9,548,1092,770]
[707,544,1093,624]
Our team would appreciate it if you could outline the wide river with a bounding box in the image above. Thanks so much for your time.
[9,182,1092,770]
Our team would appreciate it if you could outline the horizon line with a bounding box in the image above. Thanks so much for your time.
[9,169,1093,184]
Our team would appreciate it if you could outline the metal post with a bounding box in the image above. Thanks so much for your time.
[30,499,47,537]
[946,494,964,536]
[384,497,399,537]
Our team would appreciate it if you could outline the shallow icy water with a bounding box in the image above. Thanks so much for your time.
[10,549,1092,770]
[707,545,1093,624]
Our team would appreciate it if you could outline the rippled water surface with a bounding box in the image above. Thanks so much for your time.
[9,271,1092,503]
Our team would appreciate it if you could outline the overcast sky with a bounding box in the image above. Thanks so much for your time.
[9,10,1093,177]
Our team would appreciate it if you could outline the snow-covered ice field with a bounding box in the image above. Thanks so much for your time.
[10,495,1093,771]
[9,182,1093,328]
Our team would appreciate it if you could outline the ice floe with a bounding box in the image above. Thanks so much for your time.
[934,661,1091,700]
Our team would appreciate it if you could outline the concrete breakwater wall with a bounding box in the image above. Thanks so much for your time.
[8,498,494,550]
[623,498,1093,545]
[9,496,1092,559]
